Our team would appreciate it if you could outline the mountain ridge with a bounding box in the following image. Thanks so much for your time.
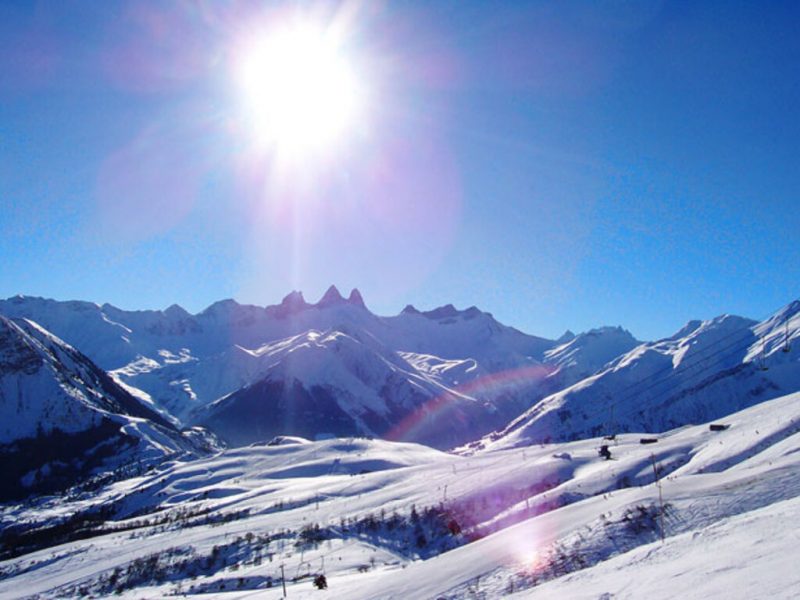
[0,315,213,500]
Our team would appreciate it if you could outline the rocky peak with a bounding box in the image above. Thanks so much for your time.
[347,288,366,309]
[401,304,421,315]
[556,330,576,344]
[317,285,345,307]
[280,290,307,308]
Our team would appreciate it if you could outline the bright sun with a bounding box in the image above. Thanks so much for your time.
[236,24,361,155]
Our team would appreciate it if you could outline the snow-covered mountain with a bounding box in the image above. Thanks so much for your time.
[192,329,497,449]
[0,288,563,446]
[540,325,639,392]
[0,316,210,501]
[483,302,800,450]
[0,287,555,379]
[3,291,798,455]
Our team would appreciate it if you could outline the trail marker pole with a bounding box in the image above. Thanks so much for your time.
[650,454,665,543]
[280,563,287,597]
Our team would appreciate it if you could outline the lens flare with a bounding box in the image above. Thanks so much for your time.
[235,23,362,156]
[387,364,555,443]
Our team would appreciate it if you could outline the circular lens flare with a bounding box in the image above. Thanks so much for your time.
[236,24,361,155]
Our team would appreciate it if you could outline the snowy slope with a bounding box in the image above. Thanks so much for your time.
[514,496,800,599]
[483,302,800,449]
[536,325,639,397]
[2,391,800,598]
[542,326,638,385]
[0,316,208,501]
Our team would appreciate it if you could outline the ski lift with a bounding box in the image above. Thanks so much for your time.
[758,335,770,371]
[604,402,617,441]
[782,319,792,353]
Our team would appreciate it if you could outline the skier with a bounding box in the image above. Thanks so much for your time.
[599,444,612,460]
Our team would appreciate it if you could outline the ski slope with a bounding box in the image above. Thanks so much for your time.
[2,391,799,599]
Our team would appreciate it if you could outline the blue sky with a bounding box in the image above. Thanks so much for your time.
[1,1,798,340]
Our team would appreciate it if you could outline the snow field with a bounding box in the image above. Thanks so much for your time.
[3,392,800,598]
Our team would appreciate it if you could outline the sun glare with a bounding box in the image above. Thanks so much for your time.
[236,24,361,155]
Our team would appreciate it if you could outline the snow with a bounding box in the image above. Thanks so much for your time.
[0,315,121,441]
[2,391,800,599]
[2,293,799,598]
[513,496,800,599]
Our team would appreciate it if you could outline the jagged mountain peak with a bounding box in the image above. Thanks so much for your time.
[541,324,640,387]
[547,325,637,353]
[422,304,458,319]
[267,290,310,318]
[280,290,307,307]
[668,319,704,341]
[587,325,629,335]
[348,288,366,308]
[315,285,369,309]
[317,285,345,307]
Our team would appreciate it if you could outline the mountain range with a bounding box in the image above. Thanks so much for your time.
[1,288,798,499]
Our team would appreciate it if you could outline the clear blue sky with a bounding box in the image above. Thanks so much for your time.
[1,1,798,340]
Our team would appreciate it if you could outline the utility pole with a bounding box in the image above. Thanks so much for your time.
[280,563,287,598]
[650,454,665,543]
[610,404,615,440]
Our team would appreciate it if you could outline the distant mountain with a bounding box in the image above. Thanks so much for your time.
[193,329,496,449]
[483,302,800,450]
[0,288,563,446]
[193,323,640,450]
[0,287,555,374]
[0,316,209,501]
[541,326,639,392]
[7,290,795,454]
